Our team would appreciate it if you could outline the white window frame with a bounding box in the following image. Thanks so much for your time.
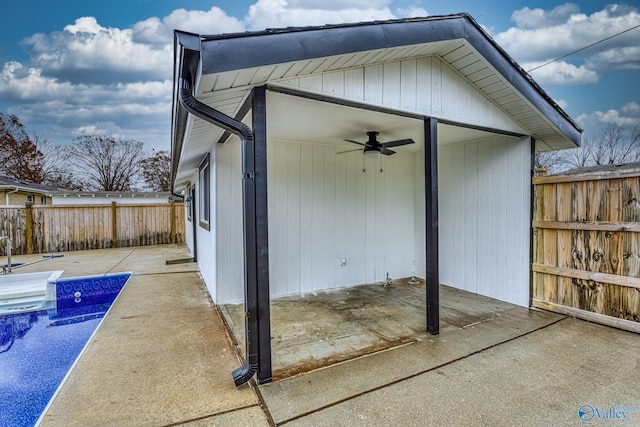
[198,156,210,230]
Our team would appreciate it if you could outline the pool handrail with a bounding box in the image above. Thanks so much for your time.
[0,236,11,274]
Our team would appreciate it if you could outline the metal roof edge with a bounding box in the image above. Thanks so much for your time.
[199,15,468,75]
[460,15,583,146]
[199,13,468,41]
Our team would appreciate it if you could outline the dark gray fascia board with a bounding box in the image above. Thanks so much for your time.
[462,20,582,147]
[200,15,465,75]
[196,14,581,147]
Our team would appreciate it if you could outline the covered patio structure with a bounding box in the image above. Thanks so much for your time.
[171,14,581,385]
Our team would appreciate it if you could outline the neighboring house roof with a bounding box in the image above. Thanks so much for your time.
[52,190,174,197]
[51,191,181,200]
[172,13,583,189]
[0,175,59,194]
[0,176,181,201]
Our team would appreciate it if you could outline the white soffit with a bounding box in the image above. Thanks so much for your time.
[195,39,570,150]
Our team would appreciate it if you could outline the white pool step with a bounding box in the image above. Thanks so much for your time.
[0,271,64,315]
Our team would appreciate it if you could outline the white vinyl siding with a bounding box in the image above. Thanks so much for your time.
[214,138,243,304]
[437,136,531,307]
[278,56,527,137]
[196,148,217,301]
[204,59,533,307]
[214,138,416,303]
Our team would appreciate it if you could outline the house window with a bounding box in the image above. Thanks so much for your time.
[26,195,33,202]
[186,183,192,222]
[199,156,210,230]
[41,196,46,204]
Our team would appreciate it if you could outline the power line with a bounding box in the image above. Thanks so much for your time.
[527,22,640,73]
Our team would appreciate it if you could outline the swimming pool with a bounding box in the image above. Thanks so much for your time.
[0,272,131,427]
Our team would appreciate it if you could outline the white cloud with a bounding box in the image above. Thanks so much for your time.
[2,59,172,149]
[585,45,640,72]
[622,101,640,117]
[245,0,395,30]
[526,60,599,85]
[577,102,640,129]
[0,61,75,101]
[511,3,581,29]
[288,0,391,9]
[23,17,172,83]
[134,7,245,45]
[3,2,402,150]
[3,1,636,152]
[495,3,640,85]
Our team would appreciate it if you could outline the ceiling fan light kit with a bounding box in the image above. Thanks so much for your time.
[341,131,415,157]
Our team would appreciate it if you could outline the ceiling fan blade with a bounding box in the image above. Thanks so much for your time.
[380,138,415,148]
[344,139,367,147]
[337,148,364,155]
[380,147,396,155]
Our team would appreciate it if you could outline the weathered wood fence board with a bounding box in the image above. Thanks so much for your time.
[533,170,640,333]
[0,202,184,255]
[0,206,26,255]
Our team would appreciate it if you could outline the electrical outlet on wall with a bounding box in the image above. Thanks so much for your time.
[340,257,347,266]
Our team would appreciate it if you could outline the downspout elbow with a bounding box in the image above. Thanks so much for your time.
[232,352,258,386]
[178,78,253,143]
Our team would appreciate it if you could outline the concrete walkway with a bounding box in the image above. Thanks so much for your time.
[22,245,271,426]
[6,246,638,426]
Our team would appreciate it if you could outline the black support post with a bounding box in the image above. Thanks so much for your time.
[252,86,272,383]
[425,117,439,335]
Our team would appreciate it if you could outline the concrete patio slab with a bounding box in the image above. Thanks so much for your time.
[258,304,565,424]
[221,279,543,381]
[9,245,200,278]
[174,405,270,426]
[4,245,638,426]
[283,318,640,426]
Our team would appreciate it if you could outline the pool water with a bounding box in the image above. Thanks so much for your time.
[0,273,131,427]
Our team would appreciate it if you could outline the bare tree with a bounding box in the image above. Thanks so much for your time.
[561,135,596,170]
[572,122,640,168]
[65,136,147,191]
[140,150,171,192]
[0,113,45,182]
[43,170,87,191]
[540,122,640,173]
[596,122,640,165]
[534,150,567,173]
[30,133,83,189]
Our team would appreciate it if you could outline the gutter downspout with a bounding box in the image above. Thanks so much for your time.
[6,187,19,205]
[178,77,259,387]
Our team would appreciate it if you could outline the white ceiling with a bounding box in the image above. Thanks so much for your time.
[174,89,506,189]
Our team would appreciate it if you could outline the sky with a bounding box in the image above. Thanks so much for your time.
[0,0,639,152]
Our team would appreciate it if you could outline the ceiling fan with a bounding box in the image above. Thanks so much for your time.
[338,131,415,156]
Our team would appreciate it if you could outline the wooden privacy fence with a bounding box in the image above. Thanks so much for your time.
[0,202,184,255]
[532,166,640,333]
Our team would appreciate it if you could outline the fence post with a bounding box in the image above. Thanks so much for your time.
[25,203,34,254]
[111,201,118,248]
[170,200,176,243]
